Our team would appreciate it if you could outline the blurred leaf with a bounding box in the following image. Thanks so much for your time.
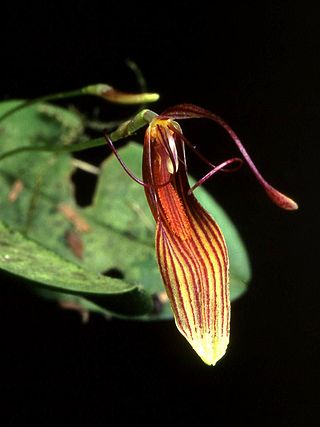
[0,101,82,250]
[0,220,152,315]
[0,101,153,316]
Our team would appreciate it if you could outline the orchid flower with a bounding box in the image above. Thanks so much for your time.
[105,103,297,366]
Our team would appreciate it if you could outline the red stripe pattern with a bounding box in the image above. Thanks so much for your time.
[143,119,230,365]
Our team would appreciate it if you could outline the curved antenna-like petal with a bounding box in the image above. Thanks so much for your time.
[161,104,298,211]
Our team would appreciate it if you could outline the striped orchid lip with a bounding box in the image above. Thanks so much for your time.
[143,118,231,365]
[105,103,298,366]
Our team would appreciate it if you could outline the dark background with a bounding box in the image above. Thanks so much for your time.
[0,2,318,425]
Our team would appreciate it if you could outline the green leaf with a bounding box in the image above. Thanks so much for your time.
[0,100,84,153]
[0,101,83,244]
[0,220,152,315]
[0,101,153,317]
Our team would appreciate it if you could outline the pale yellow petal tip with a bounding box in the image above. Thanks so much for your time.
[266,186,299,211]
[276,193,299,211]
[190,334,229,367]
[290,200,299,210]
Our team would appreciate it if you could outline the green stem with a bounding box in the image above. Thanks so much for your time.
[0,84,159,124]
[0,138,105,161]
[0,109,158,161]
[110,109,157,141]
[125,59,148,111]
[0,89,86,123]
[126,59,147,94]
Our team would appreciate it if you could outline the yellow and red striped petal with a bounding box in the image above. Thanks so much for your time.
[142,117,231,365]
[156,193,230,366]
